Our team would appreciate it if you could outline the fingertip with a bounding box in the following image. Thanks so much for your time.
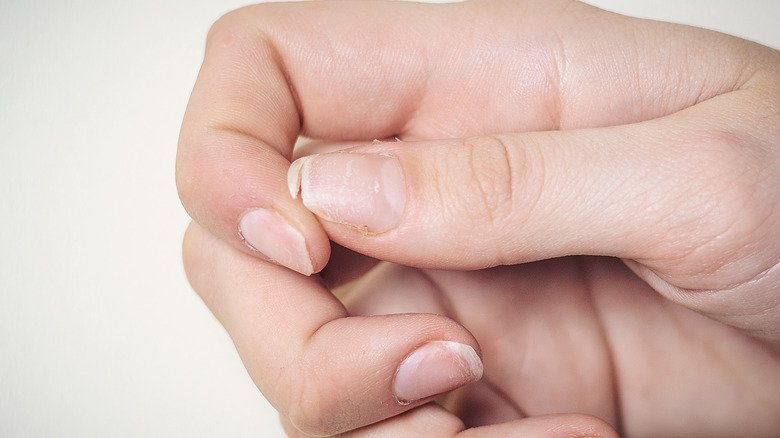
[178,133,331,275]
[393,341,483,405]
[281,314,481,437]
[238,207,323,276]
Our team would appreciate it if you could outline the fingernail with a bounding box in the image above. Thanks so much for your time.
[287,153,406,234]
[393,341,483,404]
[238,208,314,276]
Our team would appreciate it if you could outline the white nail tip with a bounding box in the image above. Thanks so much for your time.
[287,156,308,200]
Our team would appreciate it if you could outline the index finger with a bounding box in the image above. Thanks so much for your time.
[174,0,561,274]
[175,4,325,274]
[177,0,730,274]
[174,1,436,274]
[182,222,483,436]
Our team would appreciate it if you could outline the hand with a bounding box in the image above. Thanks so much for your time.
[177,0,780,436]
[183,222,619,437]
[343,258,780,437]
[183,226,780,437]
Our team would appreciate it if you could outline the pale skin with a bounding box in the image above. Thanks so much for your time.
[177,0,780,437]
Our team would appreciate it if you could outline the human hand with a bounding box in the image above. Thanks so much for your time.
[183,222,619,437]
[278,0,780,342]
[341,257,780,437]
[183,225,780,437]
[177,0,780,436]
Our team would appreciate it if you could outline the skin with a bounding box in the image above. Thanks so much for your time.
[177,0,780,436]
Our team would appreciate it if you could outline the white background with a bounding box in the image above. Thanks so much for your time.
[1,1,778,437]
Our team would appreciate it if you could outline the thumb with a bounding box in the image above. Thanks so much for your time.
[290,118,768,279]
[288,109,780,336]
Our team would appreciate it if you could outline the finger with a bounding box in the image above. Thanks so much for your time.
[344,262,616,427]
[582,257,780,436]
[175,0,464,274]
[281,404,464,438]
[176,0,753,273]
[346,259,780,435]
[288,93,780,337]
[343,262,452,318]
[176,6,328,274]
[443,380,525,429]
[282,404,616,438]
[182,222,483,437]
[281,404,463,438]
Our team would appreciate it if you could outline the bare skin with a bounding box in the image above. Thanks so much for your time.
[178,1,780,436]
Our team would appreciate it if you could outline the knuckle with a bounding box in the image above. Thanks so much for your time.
[283,366,342,437]
[206,7,254,45]
[430,134,541,265]
[205,5,278,58]
[684,131,766,229]
[205,11,239,48]
[659,128,777,282]
[455,135,517,229]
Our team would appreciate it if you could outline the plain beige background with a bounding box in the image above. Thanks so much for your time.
[1,1,778,436]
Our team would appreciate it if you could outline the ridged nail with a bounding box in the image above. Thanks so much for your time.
[287,153,406,234]
[238,208,314,275]
[393,341,483,404]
